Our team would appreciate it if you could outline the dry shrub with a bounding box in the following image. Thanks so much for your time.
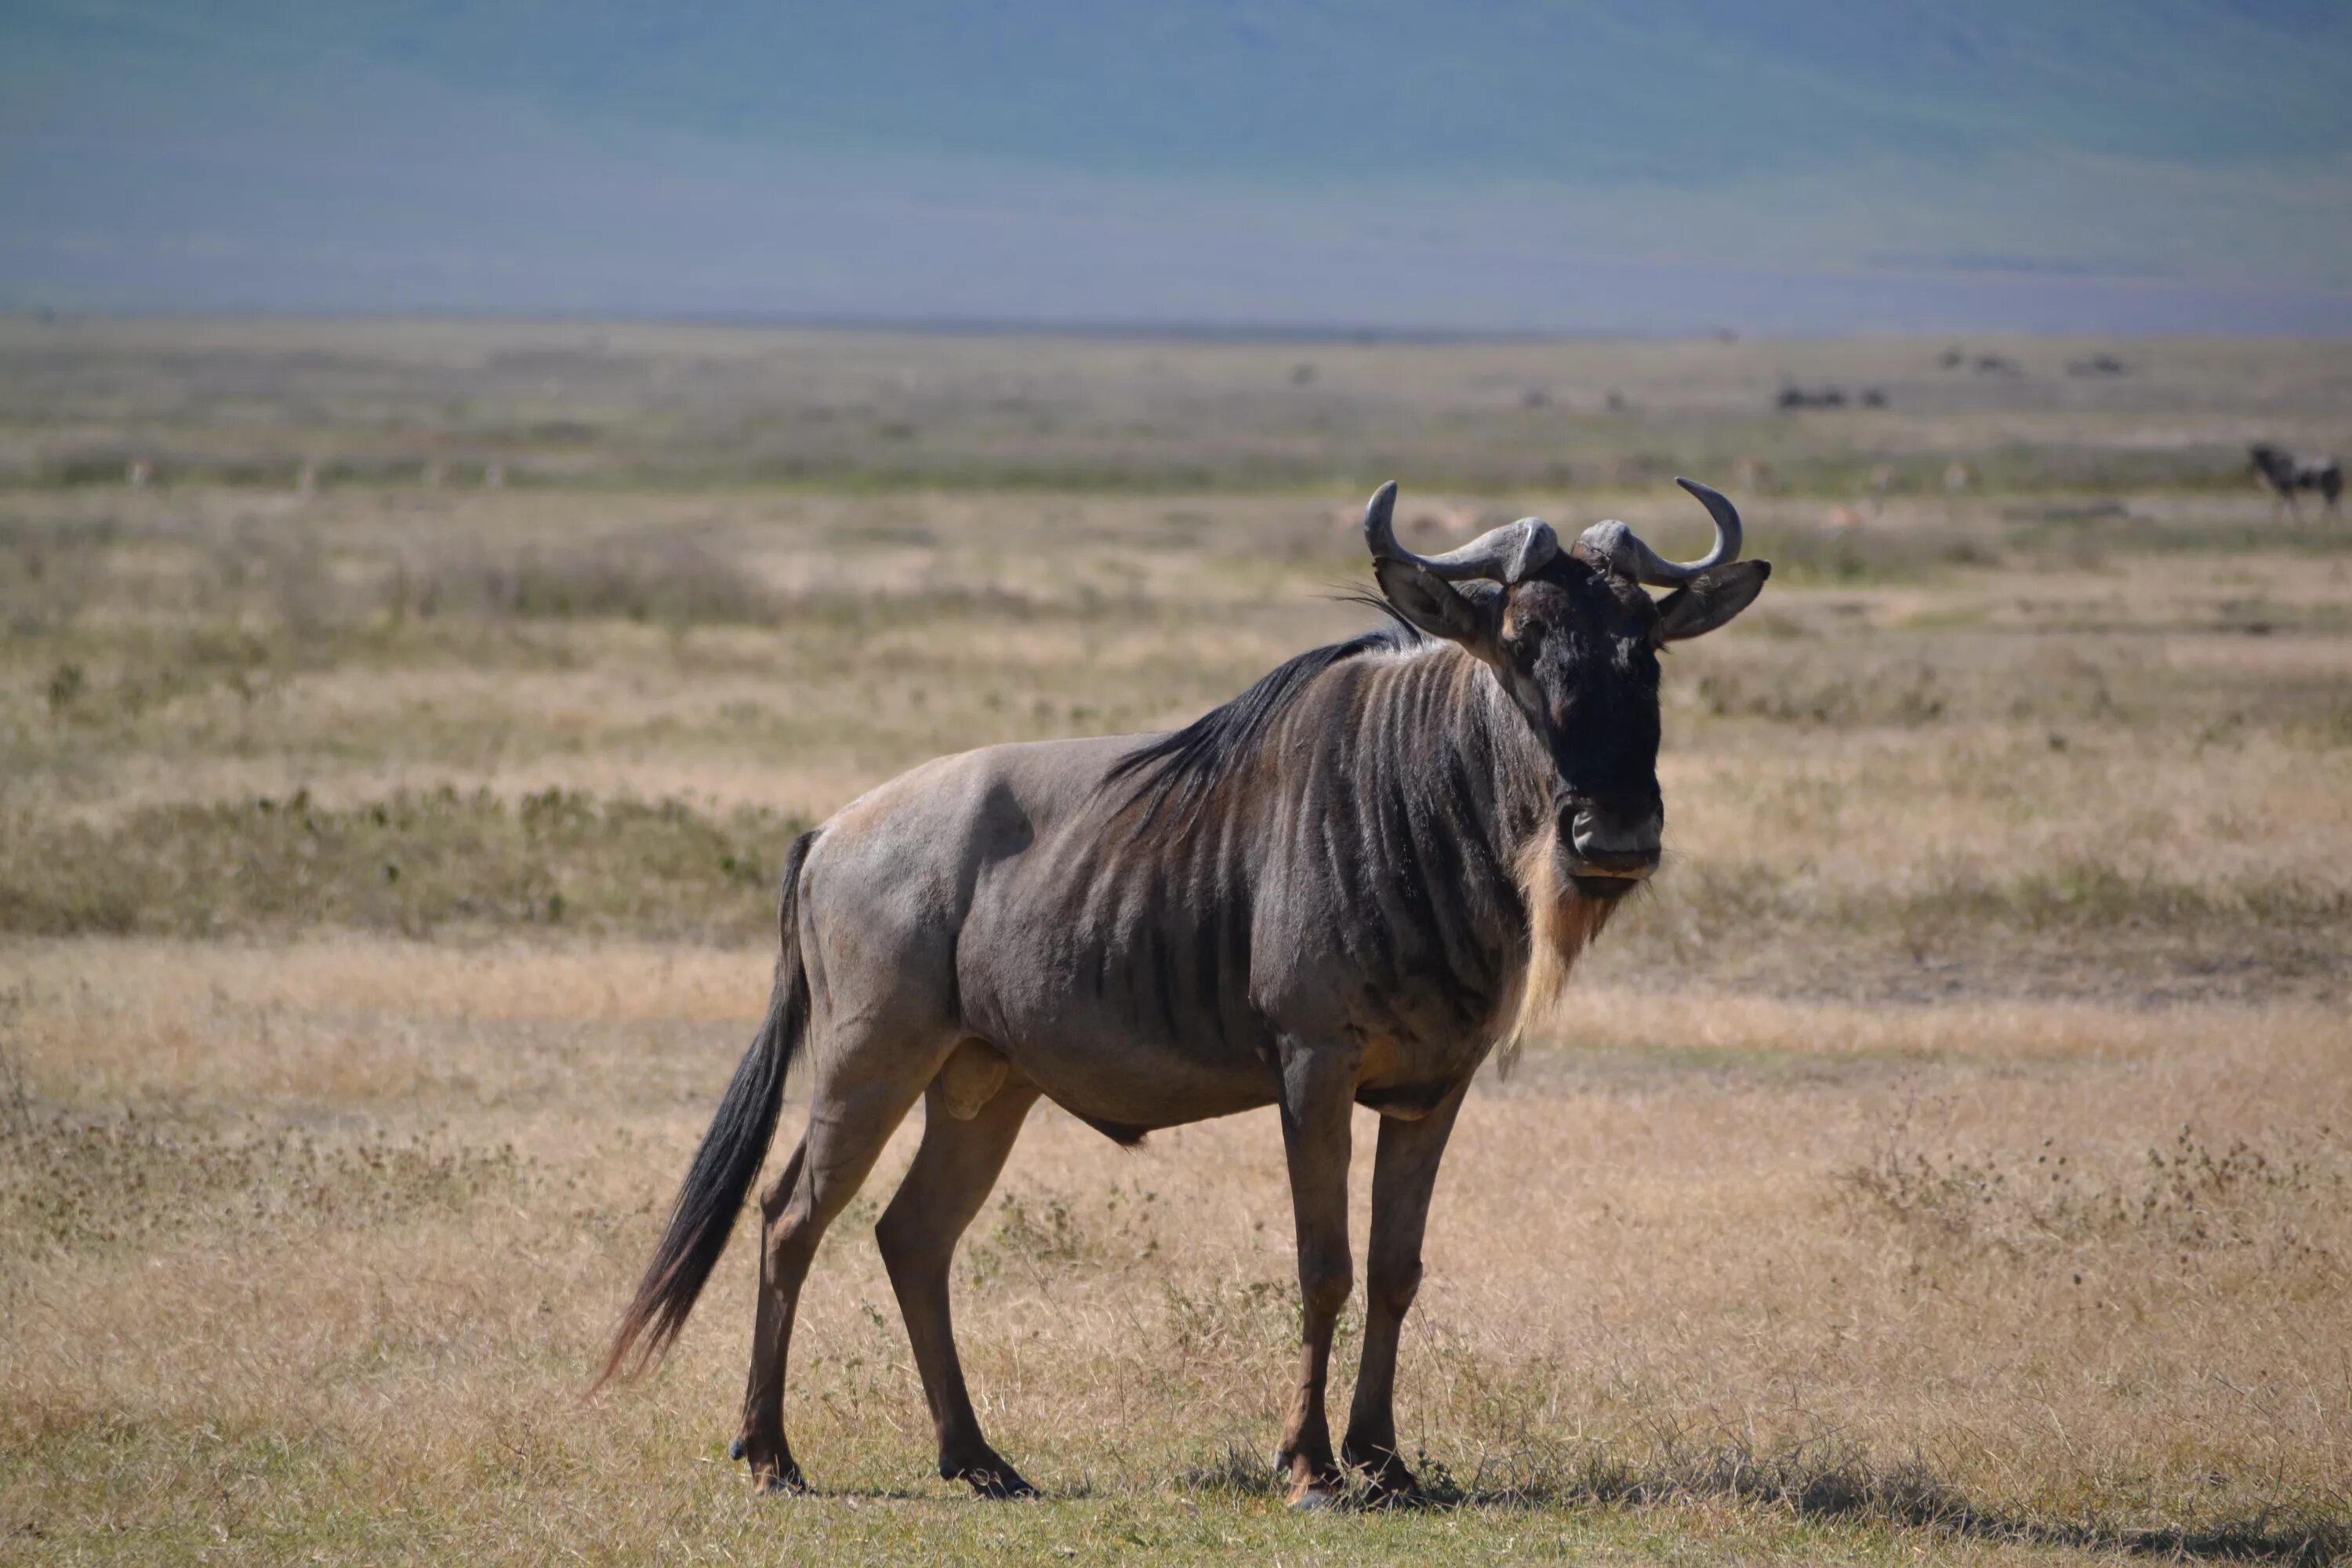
[1161,1276,1301,1364]
[964,1181,1166,1284]
[0,787,808,939]
[0,1107,532,1258]
[1896,859,2351,938]
[385,535,779,627]
[1693,659,1953,726]
[1634,855,2351,1002]
[1843,1118,2350,1277]
[0,515,114,635]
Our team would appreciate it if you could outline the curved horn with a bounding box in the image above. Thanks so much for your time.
[1363,481,1559,583]
[1575,476,1743,586]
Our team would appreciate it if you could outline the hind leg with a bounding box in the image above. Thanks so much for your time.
[877,1073,1041,1497]
[736,1055,941,1493]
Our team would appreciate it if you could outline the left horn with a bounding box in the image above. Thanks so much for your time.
[1363,481,1559,583]
[1576,477,1743,586]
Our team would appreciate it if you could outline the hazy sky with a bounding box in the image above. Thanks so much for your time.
[6,2,2350,332]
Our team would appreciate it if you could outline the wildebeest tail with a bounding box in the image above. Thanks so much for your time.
[597,829,818,1388]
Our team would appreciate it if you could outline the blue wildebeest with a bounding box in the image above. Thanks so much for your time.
[2250,444,2343,517]
[601,479,1771,1506]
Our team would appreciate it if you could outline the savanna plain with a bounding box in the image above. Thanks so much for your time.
[2,320,2349,1566]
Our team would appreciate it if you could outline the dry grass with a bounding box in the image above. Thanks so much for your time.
[2,321,2349,1565]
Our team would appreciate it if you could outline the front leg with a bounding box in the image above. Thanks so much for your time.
[1341,1080,1469,1501]
[1273,1044,1356,1509]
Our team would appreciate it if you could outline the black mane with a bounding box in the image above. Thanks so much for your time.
[1107,624,1415,828]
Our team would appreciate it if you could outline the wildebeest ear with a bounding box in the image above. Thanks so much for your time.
[1372,558,1501,652]
[1653,560,1771,644]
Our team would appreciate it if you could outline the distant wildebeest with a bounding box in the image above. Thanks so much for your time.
[601,479,1771,1507]
[1776,384,1883,411]
[2249,444,2343,517]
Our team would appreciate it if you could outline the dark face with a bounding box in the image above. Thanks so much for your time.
[1494,562,1666,896]
[1372,546,1772,900]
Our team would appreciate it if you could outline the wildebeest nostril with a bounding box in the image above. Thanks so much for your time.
[1570,808,1662,872]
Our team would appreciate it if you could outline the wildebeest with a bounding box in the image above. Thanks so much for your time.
[1775,384,1885,411]
[2249,444,2343,516]
[601,480,1771,1507]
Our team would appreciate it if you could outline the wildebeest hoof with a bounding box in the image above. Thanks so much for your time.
[955,1460,1039,1500]
[751,1465,808,1497]
[1285,1479,1344,1511]
[742,1442,806,1495]
[1360,1479,1427,1510]
[1342,1443,1422,1504]
[1282,1449,1346,1510]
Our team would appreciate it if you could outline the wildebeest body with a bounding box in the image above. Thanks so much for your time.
[604,477,1770,1507]
[937,643,1544,1130]
[2250,443,2343,514]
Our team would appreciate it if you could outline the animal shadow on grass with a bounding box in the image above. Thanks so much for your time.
[1177,1433,2350,1561]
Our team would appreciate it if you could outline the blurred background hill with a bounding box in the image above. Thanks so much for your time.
[7,1,2350,331]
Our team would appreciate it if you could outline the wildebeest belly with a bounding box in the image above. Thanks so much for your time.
[955,930,1282,1133]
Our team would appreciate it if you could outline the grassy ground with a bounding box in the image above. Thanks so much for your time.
[2,321,2349,1565]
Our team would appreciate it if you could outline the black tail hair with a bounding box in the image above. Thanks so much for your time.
[597,829,818,1388]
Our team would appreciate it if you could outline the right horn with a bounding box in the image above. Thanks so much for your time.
[1576,477,1743,586]
[1363,481,1559,584]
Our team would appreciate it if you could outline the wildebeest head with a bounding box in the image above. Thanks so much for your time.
[1364,479,1769,898]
